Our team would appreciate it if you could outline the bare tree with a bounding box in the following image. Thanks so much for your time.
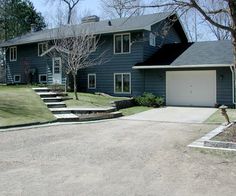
[47,0,81,24]
[100,0,144,19]
[51,27,107,100]
[206,11,231,40]
[129,0,236,64]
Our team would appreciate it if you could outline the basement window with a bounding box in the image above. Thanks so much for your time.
[39,74,47,83]
[14,75,21,83]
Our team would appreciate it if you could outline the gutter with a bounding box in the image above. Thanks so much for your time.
[230,65,236,105]
[133,64,232,69]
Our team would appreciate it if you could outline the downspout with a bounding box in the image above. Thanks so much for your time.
[230,65,236,105]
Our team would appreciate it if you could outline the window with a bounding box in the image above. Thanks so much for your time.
[90,37,96,52]
[10,46,17,61]
[53,57,61,74]
[149,33,156,47]
[114,33,131,54]
[114,73,131,93]
[38,42,48,56]
[39,74,47,83]
[88,74,96,89]
[14,75,21,83]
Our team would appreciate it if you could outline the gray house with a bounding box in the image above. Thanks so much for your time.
[0,12,234,107]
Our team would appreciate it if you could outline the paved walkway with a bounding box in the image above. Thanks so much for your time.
[122,107,217,123]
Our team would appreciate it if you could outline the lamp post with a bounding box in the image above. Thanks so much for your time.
[219,105,230,125]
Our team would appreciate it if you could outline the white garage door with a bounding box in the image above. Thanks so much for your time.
[166,70,216,107]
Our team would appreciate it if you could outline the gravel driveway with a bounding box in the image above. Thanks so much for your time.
[0,119,236,196]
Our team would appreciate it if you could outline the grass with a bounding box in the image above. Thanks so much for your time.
[205,109,236,124]
[120,106,152,116]
[0,85,55,127]
[65,92,128,108]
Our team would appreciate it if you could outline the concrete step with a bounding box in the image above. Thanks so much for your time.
[42,97,63,103]
[45,102,66,108]
[37,92,68,98]
[54,113,79,122]
[55,111,122,122]
[32,87,50,92]
[49,107,116,114]
[110,111,123,118]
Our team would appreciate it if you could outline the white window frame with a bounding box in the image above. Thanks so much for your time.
[39,74,47,83]
[14,74,21,83]
[114,73,131,94]
[10,46,17,62]
[113,33,131,54]
[149,32,156,47]
[38,42,48,56]
[90,36,96,52]
[88,74,96,89]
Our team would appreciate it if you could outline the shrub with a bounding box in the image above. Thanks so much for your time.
[134,92,164,107]
[48,84,65,92]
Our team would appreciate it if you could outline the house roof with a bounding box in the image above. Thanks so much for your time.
[134,40,233,69]
[0,12,179,47]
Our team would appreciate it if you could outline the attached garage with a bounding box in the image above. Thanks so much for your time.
[166,70,216,107]
[133,41,234,107]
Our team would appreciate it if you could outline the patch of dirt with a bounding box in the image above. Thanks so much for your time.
[212,124,236,143]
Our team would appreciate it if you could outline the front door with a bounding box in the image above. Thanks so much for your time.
[52,57,62,84]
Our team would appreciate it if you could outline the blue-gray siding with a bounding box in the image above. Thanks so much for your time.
[77,33,145,96]
[5,43,68,84]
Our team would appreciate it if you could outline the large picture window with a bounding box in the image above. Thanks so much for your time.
[88,74,96,89]
[114,33,131,54]
[114,73,131,94]
[10,46,17,61]
[38,42,48,56]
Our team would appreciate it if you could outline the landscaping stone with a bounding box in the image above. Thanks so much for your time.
[111,98,135,109]
[188,123,236,151]
[204,140,236,149]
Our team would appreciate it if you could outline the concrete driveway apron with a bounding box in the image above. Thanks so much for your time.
[121,107,217,123]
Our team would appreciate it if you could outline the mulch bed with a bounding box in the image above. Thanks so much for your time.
[212,123,236,143]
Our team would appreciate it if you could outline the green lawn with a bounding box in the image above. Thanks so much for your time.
[65,92,128,107]
[120,106,152,116]
[0,85,55,127]
[205,109,236,124]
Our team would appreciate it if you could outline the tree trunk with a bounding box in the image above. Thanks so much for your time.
[73,73,78,100]
[67,8,72,24]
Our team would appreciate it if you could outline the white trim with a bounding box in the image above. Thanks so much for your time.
[38,42,48,56]
[13,74,21,83]
[88,73,96,89]
[133,64,232,69]
[39,74,47,83]
[149,32,156,47]
[40,46,69,57]
[114,73,131,94]
[52,57,62,84]
[10,46,17,62]
[113,33,131,54]
[90,36,96,52]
